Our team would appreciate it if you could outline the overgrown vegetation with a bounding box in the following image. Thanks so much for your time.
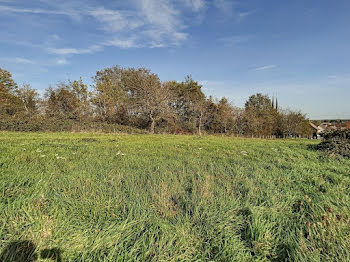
[0,115,148,133]
[316,130,350,158]
[1,66,312,136]
[1,132,349,261]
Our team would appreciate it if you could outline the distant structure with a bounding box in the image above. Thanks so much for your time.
[309,120,349,139]
[271,95,278,111]
[309,122,323,139]
[272,95,274,109]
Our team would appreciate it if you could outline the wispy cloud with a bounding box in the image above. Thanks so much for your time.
[104,38,140,49]
[4,57,36,64]
[180,0,206,12]
[213,0,234,16]
[219,35,252,47]
[236,10,255,22]
[88,7,143,32]
[140,0,186,45]
[213,0,255,22]
[0,5,79,19]
[0,0,195,51]
[47,45,102,55]
[15,57,36,64]
[254,65,277,71]
[55,58,69,65]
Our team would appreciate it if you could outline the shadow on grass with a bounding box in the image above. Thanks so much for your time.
[0,241,62,262]
[307,144,318,151]
[41,248,62,262]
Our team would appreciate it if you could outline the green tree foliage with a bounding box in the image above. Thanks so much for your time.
[122,67,174,133]
[0,67,22,116]
[217,97,235,133]
[203,97,236,134]
[0,66,312,136]
[167,76,206,134]
[69,78,91,121]
[92,66,174,133]
[279,109,312,137]
[16,84,40,116]
[244,93,277,136]
[92,66,128,124]
[44,81,89,120]
[0,67,17,92]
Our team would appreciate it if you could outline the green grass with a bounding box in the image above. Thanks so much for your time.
[0,132,349,261]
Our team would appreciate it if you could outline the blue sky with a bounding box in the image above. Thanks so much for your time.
[1,0,349,119]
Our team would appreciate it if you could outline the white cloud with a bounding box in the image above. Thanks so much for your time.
[213,0,255,22]
[88,7,143,32]
[140,0,185,43]
[105,38,140,49]
[55,57,69,65]
[254,65,277,71]
[213,0,234,16]
[236,10,255,22]
[1,0,199,53]
[0,5,79,19]
[8,57,36,64]
[85,1,189,48]
[180,0,206,12]
[47,45,101,55]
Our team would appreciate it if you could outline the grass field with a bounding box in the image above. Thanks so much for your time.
[0,132,349,261]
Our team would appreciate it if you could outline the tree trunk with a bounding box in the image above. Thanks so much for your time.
[198,112,202,136]
[150,112,155,134]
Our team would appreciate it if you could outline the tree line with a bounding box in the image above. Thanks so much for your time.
[0,66,312,137]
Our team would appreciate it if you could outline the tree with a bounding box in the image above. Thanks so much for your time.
[92,66,174,133]
[280,109,312,137]
[16,84,40,116]
[122,68,173,133]
[244,93,277,136]
[44,83,81,119]
[168,76,206,134]
[0,67,17,92]
[217,97,235,133]
[232,107,246,135]
[0,67,22,116]
[92,66,128,124]
[202,97,235,134]
[68,78,91,121]
[202,96,219,133]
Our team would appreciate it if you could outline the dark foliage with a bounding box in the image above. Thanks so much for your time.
[0,241,37,262]
[315,130,350,158]
[0,116,148,134]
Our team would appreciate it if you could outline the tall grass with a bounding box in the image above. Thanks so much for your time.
[0,132,349,261]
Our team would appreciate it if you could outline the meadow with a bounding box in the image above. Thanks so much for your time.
[0,132,349,261]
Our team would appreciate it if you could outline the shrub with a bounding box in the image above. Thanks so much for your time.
[0,116,148,134]
[315,130,350,158]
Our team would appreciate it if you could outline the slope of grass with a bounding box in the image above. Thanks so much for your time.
[0,132,349,261]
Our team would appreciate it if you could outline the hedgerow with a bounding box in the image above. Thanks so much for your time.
[316,130,350,158]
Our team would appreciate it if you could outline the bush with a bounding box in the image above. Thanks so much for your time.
[0,116,148,134]
[315,130,350,158]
